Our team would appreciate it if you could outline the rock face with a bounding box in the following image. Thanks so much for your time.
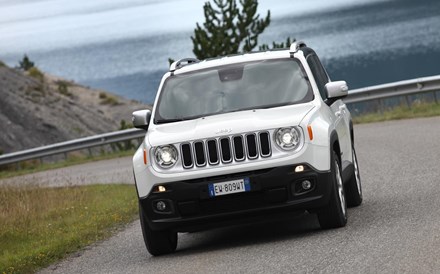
[0,64,150,154]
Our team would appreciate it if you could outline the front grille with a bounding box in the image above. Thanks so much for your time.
[181,131,271,169]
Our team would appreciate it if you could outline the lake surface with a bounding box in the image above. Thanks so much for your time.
[1,0,439,103]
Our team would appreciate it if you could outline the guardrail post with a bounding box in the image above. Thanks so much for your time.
[434,91,438,104]
[405,95,411,109]
[378,99,384,114]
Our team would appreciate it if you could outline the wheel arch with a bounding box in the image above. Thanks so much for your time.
[349,120,354,145]
[330,130,341,163]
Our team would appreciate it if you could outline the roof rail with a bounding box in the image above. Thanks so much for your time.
[289,41,307,53]
[169,58,200,72]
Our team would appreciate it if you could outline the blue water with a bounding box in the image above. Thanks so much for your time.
[1,0,439,103]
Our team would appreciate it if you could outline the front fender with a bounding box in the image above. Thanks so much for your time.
[133,137,152,199]
[299,104,337,171]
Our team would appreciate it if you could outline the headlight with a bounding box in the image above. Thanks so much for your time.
[274,127,302,150]
[154,145,178,168]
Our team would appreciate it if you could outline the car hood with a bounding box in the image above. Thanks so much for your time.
[148,103,315,146]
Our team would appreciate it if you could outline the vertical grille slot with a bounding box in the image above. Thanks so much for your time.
[194,141,206,166]
[206,139,219,165]
[220,137,232,163]
[181,143,193,168]
[246,134,258,159]
[233,136,245,161]
[259,132,271,157]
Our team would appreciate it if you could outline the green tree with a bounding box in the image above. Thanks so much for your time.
[168,0,294,64]
[191,0,271,60]
[19,54,35,71]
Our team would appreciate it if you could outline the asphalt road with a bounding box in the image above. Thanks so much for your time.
[31,116,440,273]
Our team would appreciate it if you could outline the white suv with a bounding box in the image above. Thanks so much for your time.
[132,41,363,256]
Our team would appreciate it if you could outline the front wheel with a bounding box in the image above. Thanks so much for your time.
[345,146,363,207]
[139,203,177,256]
[317,150,347,229]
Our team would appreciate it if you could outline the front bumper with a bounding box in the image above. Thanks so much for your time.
[139,164,332,232]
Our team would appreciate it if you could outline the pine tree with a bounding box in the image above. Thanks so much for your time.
[18,54,35,71]
[191,0,271,59]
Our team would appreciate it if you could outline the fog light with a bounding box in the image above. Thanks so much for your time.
[158,185,166,192]
[295,165,305,173]
[302,180,312,190]
[156,201,167,211]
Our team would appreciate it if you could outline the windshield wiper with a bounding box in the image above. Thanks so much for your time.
[155,113,211,124]
[155,118,187,124]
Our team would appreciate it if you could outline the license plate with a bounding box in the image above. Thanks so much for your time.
[208,178,250,197]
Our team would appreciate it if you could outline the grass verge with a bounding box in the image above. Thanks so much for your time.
[0,149,135,180]
[0,184,138,274]
[353,102,440,124]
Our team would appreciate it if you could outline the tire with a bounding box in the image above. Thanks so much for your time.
[345,146,363,207]
[139,203,177,256]
[317,150,348,229]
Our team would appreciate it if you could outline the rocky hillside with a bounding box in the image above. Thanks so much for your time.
[0,62,150,154]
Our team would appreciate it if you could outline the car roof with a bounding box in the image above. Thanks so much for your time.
[170,41,308,75]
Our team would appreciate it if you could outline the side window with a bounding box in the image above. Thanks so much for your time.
[307,55,330,100]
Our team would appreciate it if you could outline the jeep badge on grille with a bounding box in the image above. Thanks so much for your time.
[215,128,232,134]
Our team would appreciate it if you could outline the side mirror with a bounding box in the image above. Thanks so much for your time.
[325,81,349,99]
[132,109,151,131]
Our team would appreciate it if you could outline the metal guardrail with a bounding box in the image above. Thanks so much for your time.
[344,75,440,104]
[0,128,145,166]
[1,75,440,167]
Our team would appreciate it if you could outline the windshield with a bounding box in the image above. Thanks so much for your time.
[155,59,313,123]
